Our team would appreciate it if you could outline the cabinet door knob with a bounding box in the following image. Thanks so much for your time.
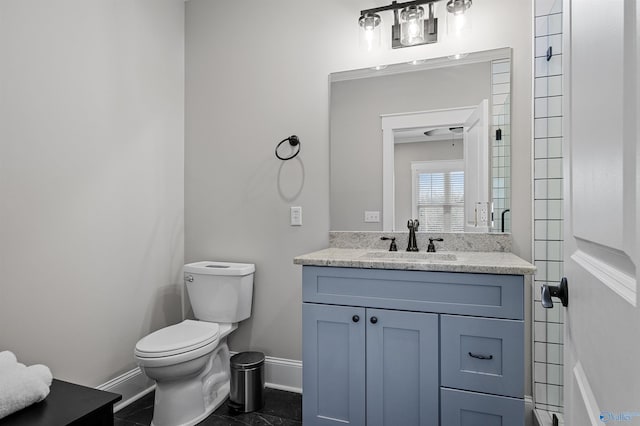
[370,316,378,324]
[352,315,360,323]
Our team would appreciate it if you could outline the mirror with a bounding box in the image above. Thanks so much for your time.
[330,48,511,233]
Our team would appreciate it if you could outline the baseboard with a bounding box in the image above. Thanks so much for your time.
[263,355,302,394]
[229,351,302,394]
[99,354,302,412]
[96,367,155,413]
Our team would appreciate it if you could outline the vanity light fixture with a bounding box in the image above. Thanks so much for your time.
[358,0,472,50]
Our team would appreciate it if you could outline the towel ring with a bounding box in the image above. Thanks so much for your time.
[275,135,301,161]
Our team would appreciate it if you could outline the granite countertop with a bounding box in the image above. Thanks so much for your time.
[294,248,536,275]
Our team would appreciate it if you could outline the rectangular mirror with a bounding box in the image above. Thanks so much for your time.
[330,48,511,233]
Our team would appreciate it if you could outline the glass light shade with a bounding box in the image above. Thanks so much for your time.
[400,6,425,46]
[359,13,382,52]
[446,0,472,37]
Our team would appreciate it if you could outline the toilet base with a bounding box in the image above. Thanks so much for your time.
[150,381,229,426]
[148,341,231,426]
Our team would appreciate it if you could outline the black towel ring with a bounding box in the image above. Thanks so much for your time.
[275,135,301,160]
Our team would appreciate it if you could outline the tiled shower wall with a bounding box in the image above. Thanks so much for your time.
[533,0,564,414]
[491,59,511,233]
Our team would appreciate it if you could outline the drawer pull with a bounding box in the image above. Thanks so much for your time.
[468,352,493,360]
[352,315,360,323]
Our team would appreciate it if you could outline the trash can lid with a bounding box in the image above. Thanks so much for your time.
[231,351,265,369]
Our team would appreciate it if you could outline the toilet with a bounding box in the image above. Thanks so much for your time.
[134,261,255,426]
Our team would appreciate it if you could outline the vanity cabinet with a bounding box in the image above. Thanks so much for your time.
[302,266,525,426]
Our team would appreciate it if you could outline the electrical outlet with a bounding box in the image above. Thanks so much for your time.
[290,206,302,226]
[364,211,380,223]
[478,203,488,224]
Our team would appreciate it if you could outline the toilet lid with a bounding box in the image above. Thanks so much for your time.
[135,320,219,358]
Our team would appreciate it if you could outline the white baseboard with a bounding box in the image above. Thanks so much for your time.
[99,354,302,412]
[96,367,155,413]
[262,355,302,394]
[229,351,302,394]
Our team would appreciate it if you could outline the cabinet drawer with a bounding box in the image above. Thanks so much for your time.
[441,315,524,398]
[441,388,524,426]
[303,266,524,319]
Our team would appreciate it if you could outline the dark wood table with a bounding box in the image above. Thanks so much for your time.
[0,379,122,425]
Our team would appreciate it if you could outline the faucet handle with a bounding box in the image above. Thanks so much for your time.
[380,237,398,251]
[427,237,444,252]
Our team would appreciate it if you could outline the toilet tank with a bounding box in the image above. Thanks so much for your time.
[183,261,255,323]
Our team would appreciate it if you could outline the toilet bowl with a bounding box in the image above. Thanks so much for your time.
[135,261,254,426]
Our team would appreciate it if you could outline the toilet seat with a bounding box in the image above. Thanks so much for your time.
[135,320,219,359]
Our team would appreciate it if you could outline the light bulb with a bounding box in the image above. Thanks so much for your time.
[400,6,425,46]
[359,13,381,52]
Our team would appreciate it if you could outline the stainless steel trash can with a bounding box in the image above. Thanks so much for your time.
[229,351,265,412]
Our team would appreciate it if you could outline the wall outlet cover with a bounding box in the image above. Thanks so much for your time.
[364,211,380,223]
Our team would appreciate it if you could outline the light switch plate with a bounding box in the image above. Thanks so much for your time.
[290,206,302,226]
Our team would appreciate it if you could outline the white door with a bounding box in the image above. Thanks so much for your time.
[563,1,640,424]
[463,99,489,232]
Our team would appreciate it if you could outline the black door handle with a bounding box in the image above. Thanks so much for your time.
[352,315,360,323]
[370,316,378,324]
[541,277,569,308]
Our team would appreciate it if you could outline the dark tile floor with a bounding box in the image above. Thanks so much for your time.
[114,388,302,426]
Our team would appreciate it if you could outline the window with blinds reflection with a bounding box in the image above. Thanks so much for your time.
[411,161,464,232]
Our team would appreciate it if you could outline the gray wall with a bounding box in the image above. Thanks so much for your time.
[394,140,464,229]
[330,62,490,231]
[0,0,185,386]
[185,0,533,395]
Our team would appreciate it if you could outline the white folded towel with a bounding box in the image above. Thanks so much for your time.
[0,351,53,420]
[0,351,17,371]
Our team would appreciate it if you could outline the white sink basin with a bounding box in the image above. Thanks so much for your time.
[360,251,457,262]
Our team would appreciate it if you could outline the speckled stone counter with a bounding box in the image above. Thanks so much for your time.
[294,248,535,275]
[329,231,512,252]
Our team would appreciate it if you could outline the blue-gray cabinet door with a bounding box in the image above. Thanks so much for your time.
[303,303,366,426]
[366,309,439,426]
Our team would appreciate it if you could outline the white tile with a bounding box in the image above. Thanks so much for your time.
[493,104,505,115]
[535,321,564,344]
[547,137,563,157]
[534,200,562,219]
[546,363,564,385]
[535,118,549,138]
[548,13,563,34]
[492,61,510,74]
[536,13,563,36]
[537,117,563,138]
[535,34,563,57]
[535,138,549,158]
[493,82,510,95]
[547,157,563,178]
[535,75,563,97]
[535,98,548,118]
[547,384,564,406]
[535,15,549,37]
[493,93,508,105]
[546,96,563,117]
[535,179,563,200]
[535,382,549,404]
[535,54,563,77]
[535,241,563,261]
[492,72,510,84]
[534,158,548,179]
[535,0,562,16]
[535,361,548,383]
